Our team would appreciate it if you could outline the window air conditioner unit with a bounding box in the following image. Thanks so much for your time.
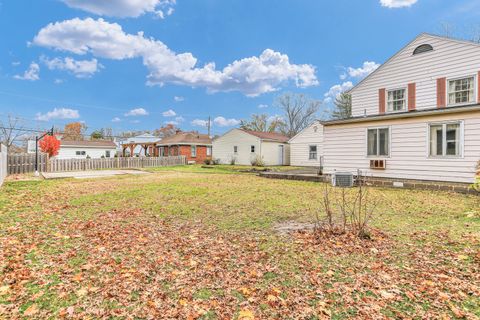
[370,159,386,169]
[332,172,354,187]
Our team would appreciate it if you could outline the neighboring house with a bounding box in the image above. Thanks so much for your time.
[57,140,117,159]
[288,120,323,167]
[156,132,212,164]
[292,33,480,184]
[213,129,290,166]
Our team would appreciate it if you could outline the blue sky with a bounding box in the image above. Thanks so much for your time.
[1,0,479,136]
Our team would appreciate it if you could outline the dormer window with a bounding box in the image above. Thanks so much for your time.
[413,44,433,55]
[447,76,475,106]
[387,88,406,112]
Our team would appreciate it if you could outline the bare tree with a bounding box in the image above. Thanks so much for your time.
[240,114,284,132]
[0,115,26,148]
[274,92,321,138]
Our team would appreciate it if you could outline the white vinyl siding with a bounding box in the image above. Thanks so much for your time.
[57,147,117,159]
[212,129,289,166]
[350,34,480,117]
[323,110,480,183]
[289,121,324,167]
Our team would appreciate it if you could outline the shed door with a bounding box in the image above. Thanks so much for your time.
[278,145,284,165]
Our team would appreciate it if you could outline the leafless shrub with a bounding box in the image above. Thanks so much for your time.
[315,172,380,239]
[250,155,265,167]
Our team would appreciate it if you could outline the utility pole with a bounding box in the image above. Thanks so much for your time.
[35,126,54,176]
[207,116,211,137]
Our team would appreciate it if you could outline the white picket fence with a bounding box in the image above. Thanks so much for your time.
[7,154,186,174]
[0,144,7,186]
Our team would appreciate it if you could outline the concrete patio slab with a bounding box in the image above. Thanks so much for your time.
[42,170,148,180]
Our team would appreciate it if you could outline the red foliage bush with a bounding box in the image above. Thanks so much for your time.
[39,134,60,157]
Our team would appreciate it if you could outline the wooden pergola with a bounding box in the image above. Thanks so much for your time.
[121,142,159,157]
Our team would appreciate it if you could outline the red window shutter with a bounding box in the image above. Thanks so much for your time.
[437,77,446,108]
[379,88,386,114]
[408,83,416,111]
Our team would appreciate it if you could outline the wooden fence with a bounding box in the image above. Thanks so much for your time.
[0,144,7,186]
[7,154,186,174]
[7,153,48,174]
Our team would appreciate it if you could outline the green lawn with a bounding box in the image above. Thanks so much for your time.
[0,167,478,319]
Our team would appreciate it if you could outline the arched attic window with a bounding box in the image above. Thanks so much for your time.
[413,44,433,55]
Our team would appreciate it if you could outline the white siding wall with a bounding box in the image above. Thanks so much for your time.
[289,121,324,167]
[213,129,260,165]
[351,34,480,117]
[57,147,117,160]
[323,111,480,183]
[260,142,290,166]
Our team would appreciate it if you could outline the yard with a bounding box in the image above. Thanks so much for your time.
[0,166,479,319]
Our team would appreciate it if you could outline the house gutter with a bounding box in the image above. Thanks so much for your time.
[322,104,480,126]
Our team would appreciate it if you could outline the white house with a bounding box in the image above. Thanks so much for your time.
[291,33,480,184]
[57,140,117,159]
[288,120,323,167]
[213,129,290,166]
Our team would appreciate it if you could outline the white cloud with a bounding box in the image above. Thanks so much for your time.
[165,116,184,125]
[33,18,318,97]
[111,117,121,122]
[12,61,21,66]
[258,104,268,109]
[380,0,418,8]
[341,61,379,80]
[267,114,285,122]
[41,56,102,78]
[324,81,353,104]
[213,116,240,127]
[54,78,64,84]
[124,108,148,116]
[162,109,176,117]
[61,0,176,18]
[174,96,184,102]
[131,119,141,124]
[14,62,40,81]
[191,119,208,127]
[35,108,80,121]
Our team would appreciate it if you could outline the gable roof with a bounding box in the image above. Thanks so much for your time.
[156,132,212,145]
[60,140,117,148]
[240,129,289,143]
[349,33,480,94]
[288,120,321,143]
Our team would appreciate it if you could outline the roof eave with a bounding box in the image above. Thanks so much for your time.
[323,104,480,126]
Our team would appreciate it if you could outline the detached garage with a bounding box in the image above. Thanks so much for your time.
[288,120,323,167]
[213,129,290,166]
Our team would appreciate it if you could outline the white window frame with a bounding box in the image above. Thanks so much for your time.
[386,87,407,113]
[250,145,255,153]
[308,145,317,160]
[105,150,111,158]
[191,145,197,158]
[446,75,477,107]
[427,121,464,159]
[206,146,212,156]
[76,151,86,156]
[233,146,238,154]
[366,126,391,158]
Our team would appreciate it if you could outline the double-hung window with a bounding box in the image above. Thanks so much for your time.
[387,88,406,112]
[76,151,86,156]
[429,122,462,157]
[309,145,317,160]
[233,146,238,154]
[206,146,212,156]
[251,145,255,153]
[191,145,197,157]
[448,77,475,105]
[367,128,389,157]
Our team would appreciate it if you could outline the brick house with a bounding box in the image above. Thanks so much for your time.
[156,132,212,164]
